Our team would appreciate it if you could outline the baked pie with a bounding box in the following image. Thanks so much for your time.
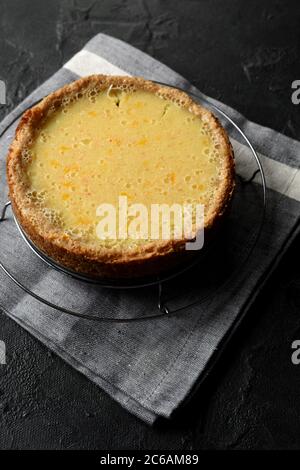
[7,75,235,279]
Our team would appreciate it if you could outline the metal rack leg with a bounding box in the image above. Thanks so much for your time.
[239,169,260,185]
[157,282,169,314]
[0,202,11,222]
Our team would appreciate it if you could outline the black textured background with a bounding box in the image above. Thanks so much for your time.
[0,0,300,450]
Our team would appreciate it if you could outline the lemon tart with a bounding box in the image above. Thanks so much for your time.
[7,75,235,279]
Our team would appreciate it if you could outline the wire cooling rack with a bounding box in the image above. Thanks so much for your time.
[0,83,266,322]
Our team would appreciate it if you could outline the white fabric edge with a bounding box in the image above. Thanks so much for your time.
[64,50,130,77]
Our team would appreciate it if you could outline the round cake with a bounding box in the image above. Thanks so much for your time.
[7,75,235,279]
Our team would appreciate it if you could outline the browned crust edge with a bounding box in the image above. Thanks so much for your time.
[7,75,235,278]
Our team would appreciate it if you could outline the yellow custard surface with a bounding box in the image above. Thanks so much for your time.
[25,88,223,244]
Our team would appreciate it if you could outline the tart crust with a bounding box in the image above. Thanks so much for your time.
[7,75,235,279]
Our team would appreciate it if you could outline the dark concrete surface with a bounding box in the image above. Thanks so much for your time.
[0,0,300,450]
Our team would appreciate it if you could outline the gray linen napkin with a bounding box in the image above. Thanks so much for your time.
[0,34,299,424]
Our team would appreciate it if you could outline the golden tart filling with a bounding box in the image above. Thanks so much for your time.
[7,76,235,278]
